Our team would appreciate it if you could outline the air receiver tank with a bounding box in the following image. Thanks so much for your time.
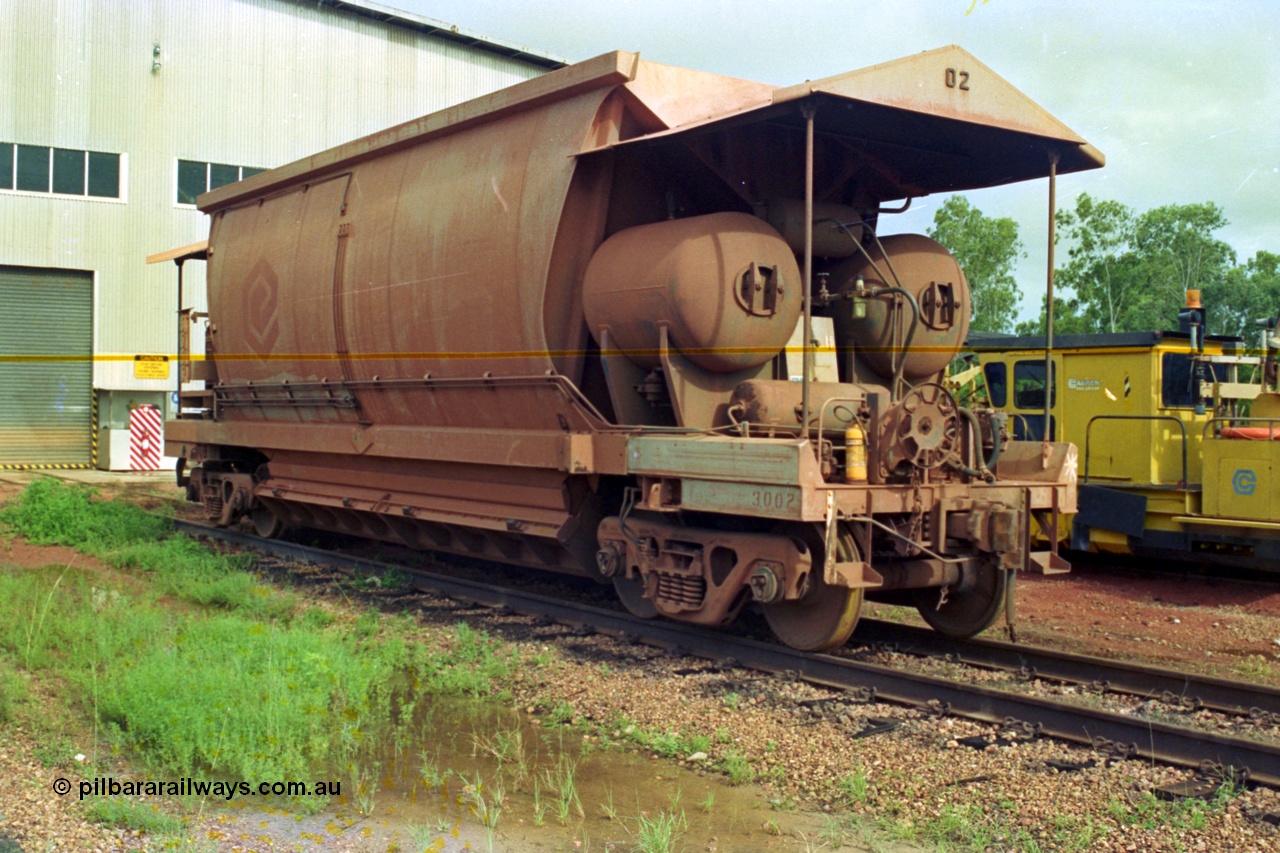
[583,213,803,373]
[828,234,970,383]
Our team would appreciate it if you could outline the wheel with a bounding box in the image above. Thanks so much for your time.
[911,558,1007,639]
[613,574,658,618]
[250,506,285,539]
[763,530,862,652]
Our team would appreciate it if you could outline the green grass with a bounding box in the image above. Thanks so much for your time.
[836,768,869,804]
[630,808,688,853]
[718,749,754,785]
[82,796,184,834]
[0,658,28,723]
[0,480,520,805]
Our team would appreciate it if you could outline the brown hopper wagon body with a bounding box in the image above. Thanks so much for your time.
[163,48,1101,649]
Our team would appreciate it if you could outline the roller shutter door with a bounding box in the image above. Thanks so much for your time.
[0,267,93,466]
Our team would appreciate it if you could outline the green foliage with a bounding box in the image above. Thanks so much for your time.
[0,660,27,723]
[112,537,294,618]
[836,768,869,804]
[929,195,1025,333]
[630,808,688,853]
[82,797,184,834]
[0,478,170,551]
[0,482,518,796]
[718,749,754,785]
[1212,250,1280,341]
[1021,193,1240,336]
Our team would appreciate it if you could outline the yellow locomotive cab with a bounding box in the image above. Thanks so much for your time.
[971,306,1280,570]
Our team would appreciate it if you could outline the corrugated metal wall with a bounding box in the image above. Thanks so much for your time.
[0,267,93,465]
[0,0,553,396]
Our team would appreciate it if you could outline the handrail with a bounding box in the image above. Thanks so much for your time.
[1202,416,1280,439]
[1084,414,1188,489]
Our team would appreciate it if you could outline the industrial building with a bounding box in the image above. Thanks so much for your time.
[0,0,563,469]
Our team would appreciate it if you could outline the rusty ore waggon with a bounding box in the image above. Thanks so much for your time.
[164,47,1100,651]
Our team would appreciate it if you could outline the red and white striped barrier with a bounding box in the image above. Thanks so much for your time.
[129,405,162,471]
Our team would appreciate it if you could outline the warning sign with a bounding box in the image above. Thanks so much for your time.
[133,354,171,380]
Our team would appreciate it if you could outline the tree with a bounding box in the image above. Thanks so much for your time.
[1051,194,1236,334]
[1130,202,1235,331]
[928,196,1024,333]
[1209,250,1280,340]
[1053,193,1140,333]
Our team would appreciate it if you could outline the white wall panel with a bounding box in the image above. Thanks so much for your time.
[0,0,558,393]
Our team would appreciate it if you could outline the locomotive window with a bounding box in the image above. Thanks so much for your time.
[1013,414,1056,441]
[1013,360,1056,409]
[1161,353,1226,408]
[0,143,123,200]
[177,159,267,205]
[983,362,1007,408]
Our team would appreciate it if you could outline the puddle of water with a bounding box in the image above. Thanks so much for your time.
[216,698,852,852]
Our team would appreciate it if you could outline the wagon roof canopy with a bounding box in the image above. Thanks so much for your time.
[592,45,1104,199]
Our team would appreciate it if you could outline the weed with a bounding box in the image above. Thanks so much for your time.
[819,815,846,847]
[405,822,444,852]
[698,790,714,814]
[540,757,584,825]
[1235,654,1276,681]
[532,779,549,826]
[462,772,503,853]
[543,701,575,726]
[419,750,445,788]
[836,768,869,804]
[381,567,410,590]
[0,661,28,724]
[719,750,754,785]
[0,478,169,551]
[82,797,183,834]
[598,785,619,821]
[922,802,998,849]
[32,732,78,769]
[471,726,529,783]
[630,809,688,853]
[722,692,741,710]
[629,727,709,759]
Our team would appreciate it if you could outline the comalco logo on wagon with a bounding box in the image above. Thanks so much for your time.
[1067,378,1101,391]
[1233,469,1258,497]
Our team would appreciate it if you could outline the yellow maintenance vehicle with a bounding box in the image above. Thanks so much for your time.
[967,293,1280,570]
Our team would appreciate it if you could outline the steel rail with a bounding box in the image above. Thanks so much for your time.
[173,519,1280,788]
[852,618,1280,717]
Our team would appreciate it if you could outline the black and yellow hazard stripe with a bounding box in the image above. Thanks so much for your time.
[91,389,99,469]
[0,463,93,471]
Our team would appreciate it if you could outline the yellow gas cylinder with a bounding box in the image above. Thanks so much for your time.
[844,422,867,483]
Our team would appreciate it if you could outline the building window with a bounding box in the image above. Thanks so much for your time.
[0,143,123,199]
[176,160,265,205]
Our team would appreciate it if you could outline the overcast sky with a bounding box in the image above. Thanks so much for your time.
[391,0,1279,320]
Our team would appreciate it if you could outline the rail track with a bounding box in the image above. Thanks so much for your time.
[173,518,1280,789]
[852,619,1280,720]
